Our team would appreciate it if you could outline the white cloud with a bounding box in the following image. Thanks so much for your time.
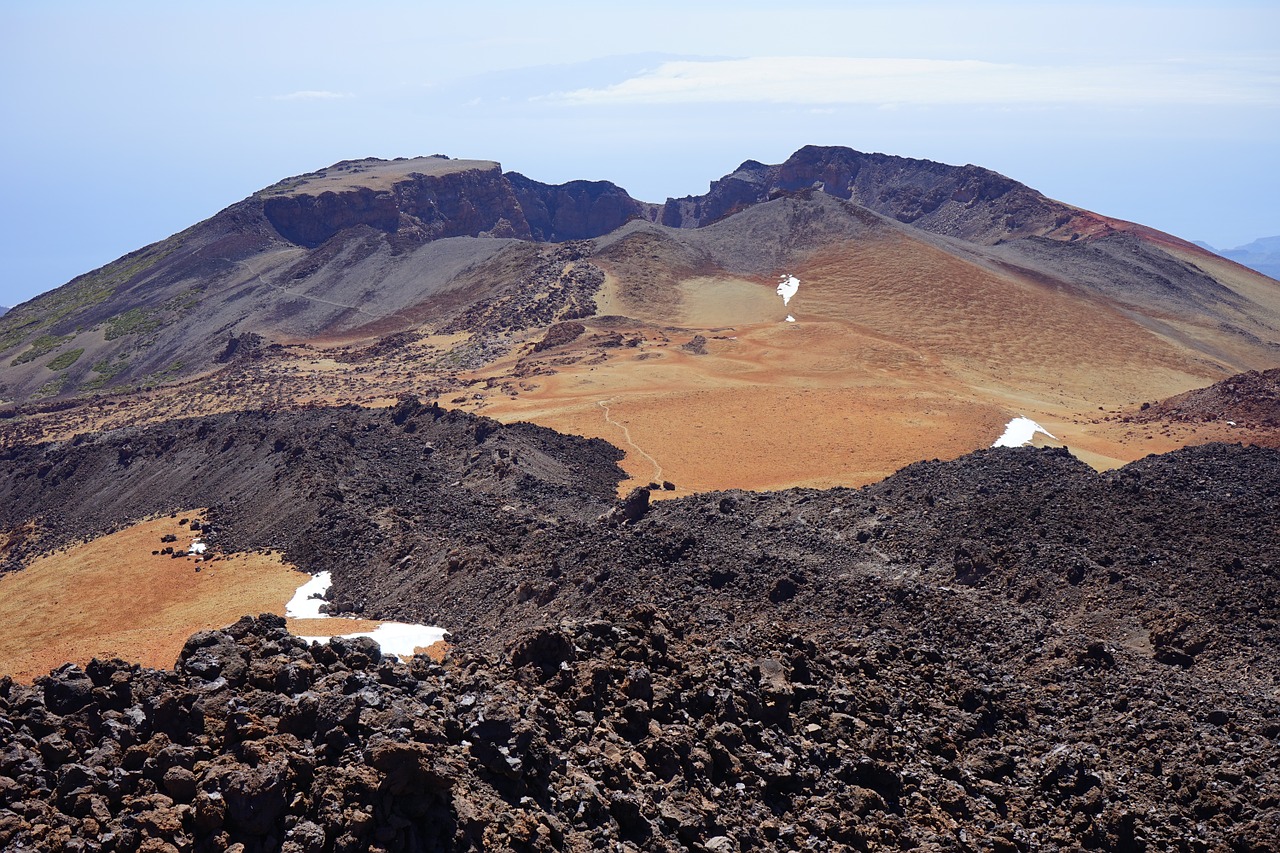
[272,90,354,101]
[543,56,1280,107]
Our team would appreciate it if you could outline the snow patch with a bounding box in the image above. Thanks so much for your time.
[298,622,449,659]
[285,571,448,658]
[777,274,800,322]
[285,571,332,618]
[992,417,1056,448]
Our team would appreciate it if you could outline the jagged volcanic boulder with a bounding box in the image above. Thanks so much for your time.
[1,606,1277,851]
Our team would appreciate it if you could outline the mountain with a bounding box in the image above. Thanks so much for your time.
[1,146,1278,491]
[0,146,1270,398]
[2,146,1280,851]
[0,155,652,401]
[1201,236,1280,280]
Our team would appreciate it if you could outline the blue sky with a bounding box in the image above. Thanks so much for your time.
[1,0,1277,307]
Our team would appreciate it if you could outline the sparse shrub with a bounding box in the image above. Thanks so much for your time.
[10,334,71,366]
[32,374,68,398]
[46,348,85,371]
[105,308,162,340]
[83,356,131,390]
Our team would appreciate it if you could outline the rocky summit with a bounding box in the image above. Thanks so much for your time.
[1,145,1275,407]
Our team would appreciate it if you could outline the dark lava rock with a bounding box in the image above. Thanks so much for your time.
[1,610,1277,852]
[530,321,586,353]
[1,405,1280,850]
[1137,367,1280,429]
[600,486,651,527]
[680,334,708,355]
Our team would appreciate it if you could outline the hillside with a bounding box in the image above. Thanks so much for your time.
[2,138,1279,843]
[1135,367,1280,434]
[0,403,1278,850]
[1,147,1278,494]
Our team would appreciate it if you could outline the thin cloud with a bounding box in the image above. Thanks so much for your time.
[272,90,354,101]
[543,56,1279,107]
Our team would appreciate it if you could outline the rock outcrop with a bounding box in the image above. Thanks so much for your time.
[263,165,532,249]
[1135,367,1280,428]
[507,173,658,242]
[261,160,655,251]
[660,145,1095,243]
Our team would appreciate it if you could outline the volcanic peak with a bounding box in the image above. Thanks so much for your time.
[0,143,1272,413]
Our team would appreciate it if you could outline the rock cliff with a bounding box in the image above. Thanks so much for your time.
[259,158,654,250]
[663,145,1103,244]
[506,173,658,242]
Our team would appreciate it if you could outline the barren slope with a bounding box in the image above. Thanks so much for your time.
[470,195,1276,491]
[2,148,1278,494]
[0,513,307,682]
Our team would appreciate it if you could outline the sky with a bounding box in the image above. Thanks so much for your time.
[1,0,1277,307]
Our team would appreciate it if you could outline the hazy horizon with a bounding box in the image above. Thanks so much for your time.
[2,0,1276,307]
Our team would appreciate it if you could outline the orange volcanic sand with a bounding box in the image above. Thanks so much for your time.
[472,236,1264,495]
[0,513,458,682]
[0,513,310,682]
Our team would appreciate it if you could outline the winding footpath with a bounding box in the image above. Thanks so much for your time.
[222,254,384,320]
[597,397,664,483]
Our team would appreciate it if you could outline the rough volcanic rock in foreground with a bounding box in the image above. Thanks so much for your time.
[1,607,1278,853]
[1,406,1280,850]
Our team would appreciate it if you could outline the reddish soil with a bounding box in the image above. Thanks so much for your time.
[0,513,307,682]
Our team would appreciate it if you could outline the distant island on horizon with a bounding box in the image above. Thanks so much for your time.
[1196,235,1280,280]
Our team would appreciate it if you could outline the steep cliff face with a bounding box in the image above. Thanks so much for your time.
[507,173,658,241]
[259,159,655,250]
[262,161,532,248]
[262,186,404,247]
[661,145,1092,244]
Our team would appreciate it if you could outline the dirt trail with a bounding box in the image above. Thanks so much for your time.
[226,254,385,320]
[597,397,663,483]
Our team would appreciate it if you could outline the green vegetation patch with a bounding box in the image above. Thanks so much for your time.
[163,288,203,312]
[0,314,44,355]
[105,307,163,341]
[139,360,187,389]
[91,356,129,376]
[0,230,188,354]
[83,356,132,391]
[33,374,68,399]
[10,334,72,367]
[46,348,85,371]
[151,360,185,379]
